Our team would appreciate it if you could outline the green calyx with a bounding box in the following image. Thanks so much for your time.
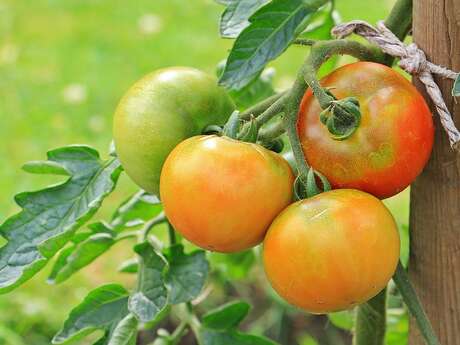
[319,96,361,140]
[221,110,259,143]
[294,167,331,200]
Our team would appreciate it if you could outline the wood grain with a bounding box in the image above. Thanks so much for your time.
[410,0,460,343]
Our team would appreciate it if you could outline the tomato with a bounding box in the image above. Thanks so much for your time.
[113,67,235,194]
[298,62,434,199]
[160,135,294,253]
[263,189,400,314]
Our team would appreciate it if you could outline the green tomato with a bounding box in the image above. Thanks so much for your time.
[113,67,235,194]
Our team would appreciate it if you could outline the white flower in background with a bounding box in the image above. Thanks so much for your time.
[0,43,19,65]
[88,114,105,133]
[138,13,162,35]
[62,83,87,105]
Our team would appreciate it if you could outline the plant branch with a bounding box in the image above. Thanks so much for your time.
[379,0,413,66]
[239,92,287,120]
[258,118,286,142]
[141,212,166,241]
[293,38,317,46]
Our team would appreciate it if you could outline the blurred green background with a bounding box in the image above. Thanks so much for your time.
[0,0,407,344]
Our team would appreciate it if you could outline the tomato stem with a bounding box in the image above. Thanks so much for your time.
[258,118,286,142]
[393,261,440,345]
[239,91,287,120]
[383,0,413,65]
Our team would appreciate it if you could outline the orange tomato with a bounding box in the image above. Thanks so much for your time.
[298,62,434,199]
[263,189,400,314]
[160,135,294,253]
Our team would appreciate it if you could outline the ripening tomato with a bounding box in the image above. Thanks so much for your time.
[113,67,235,195]
[160,135,294,253]
[263,189,400,314]
[298,62,434,199]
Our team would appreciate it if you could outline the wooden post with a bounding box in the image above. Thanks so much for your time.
[410,0,460,343]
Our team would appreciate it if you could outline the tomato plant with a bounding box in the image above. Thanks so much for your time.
[263,189,400,314]
[298,61,434,199]
[0,0,454,344]
[160,135,294,253]
[113,67,235,195]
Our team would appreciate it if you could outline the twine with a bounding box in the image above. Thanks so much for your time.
[332,20,460,151]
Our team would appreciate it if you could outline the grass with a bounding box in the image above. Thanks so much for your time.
[0,0,406,344]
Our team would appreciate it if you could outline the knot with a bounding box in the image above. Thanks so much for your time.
[331,20,460,152]
[399,43,427,75]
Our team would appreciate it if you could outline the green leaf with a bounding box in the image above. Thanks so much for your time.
[129,242,168,323]
[107,314,138,345]
[219,0,269,38]
[210,250,255,280]
[118,258,139,274]
[201,329,277,345]
[22,160,70,176]
[328,310,354,330]
[452,74,460,97]
[299,2,339,40]
[47,191,162,284]
[200,301,278,345]
[299,2,339,76]
[217,61,276,111]
[219,0,327,90]
[202,301,250,330]
[0,146,122,294]
[110,192,162,232]
[164,244,209,304]
[48,233,116,284]
[53,284,130,344]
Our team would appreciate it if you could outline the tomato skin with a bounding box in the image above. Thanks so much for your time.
[298,62,434,199]
[113,67,235,194]
[160,135,294,253]
[263,189,400,314]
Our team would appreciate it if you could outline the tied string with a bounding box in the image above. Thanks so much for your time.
[332,20,460,151]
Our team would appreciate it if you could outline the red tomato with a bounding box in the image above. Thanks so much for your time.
[263,189,400,314]
[160,135,294,253]
[298,62,434,199]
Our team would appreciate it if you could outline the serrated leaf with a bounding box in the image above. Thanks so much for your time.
[164,244,209,304]
[129,242,168,323]
[220,0,269,38]
[202,301,250,330]
[452,74,460,97]
[108,313,138,345]
[219,0,327,90]
[0,146,122,294]
[22,160,70,176]
[111,191,162,232]
[48,233,116,284]
[47,191,162,284]
[298,2,339,76]
[53,284,130,344]
[217,61,276,110]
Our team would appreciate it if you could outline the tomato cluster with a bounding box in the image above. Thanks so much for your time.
[114,63,433,314]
